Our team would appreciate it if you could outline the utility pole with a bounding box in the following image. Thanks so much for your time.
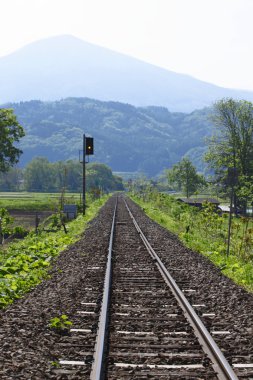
[226,167,238,256]
[226,186,233,257]
[82,134,86,215]
[0,217,2,244]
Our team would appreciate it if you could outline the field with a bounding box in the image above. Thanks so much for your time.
[0,193,110,308]
[0,192,82,230]
[0,192,81,210]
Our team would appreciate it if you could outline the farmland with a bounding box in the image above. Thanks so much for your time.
[0,192,109,308]
[0,192,81,230]
[0,191,80,211]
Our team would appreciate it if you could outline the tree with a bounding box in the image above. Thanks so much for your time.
[22,158,124,193]
[0,167,23,191]
[205,98,253,213]
[0,109,25,172]
[86,163,124,193]
[52,160,82,192]
[167,158,205,197]
[24,157,56,192]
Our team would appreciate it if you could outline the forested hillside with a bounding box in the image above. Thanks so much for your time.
[6,97,213,176]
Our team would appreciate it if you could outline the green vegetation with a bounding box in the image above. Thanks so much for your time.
[48,314,72,334]
[131,191,253,292]
[0,108,25,172]
[8,98,212,176]
[205,98,253,215]
[3,97,253,182]
[0,208,14,240]
[0,194,109,308]
[0,160,124,193]
[167,157,206,197]
[0,192,80,211]
[0,208,28,243]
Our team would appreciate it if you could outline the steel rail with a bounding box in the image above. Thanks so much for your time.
[90,197,118,380]
[124,198,239,380]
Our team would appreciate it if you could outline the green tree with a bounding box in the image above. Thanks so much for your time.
[52,160,82,192]
[167,157,205,197]
[0,108,25,172]
[205,98,253,213]
[23,158,123,193]
[0,167,23,191]
[65,161,82,192]
[24,157,56,192]
[86,163,124,192]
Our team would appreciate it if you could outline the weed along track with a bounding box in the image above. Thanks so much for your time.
[0,196,253,379]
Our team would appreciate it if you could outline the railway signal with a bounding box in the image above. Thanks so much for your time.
[82,134,94,215]
[85,137,94,155]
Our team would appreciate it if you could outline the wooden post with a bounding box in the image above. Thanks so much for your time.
[35,212,40,234]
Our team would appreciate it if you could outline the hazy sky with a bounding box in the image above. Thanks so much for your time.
[1,0,253,90]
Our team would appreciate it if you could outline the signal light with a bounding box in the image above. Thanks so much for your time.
[85,137,94,155]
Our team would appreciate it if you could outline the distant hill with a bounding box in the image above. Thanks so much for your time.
[7,98,213,176]
[1,35,253,112]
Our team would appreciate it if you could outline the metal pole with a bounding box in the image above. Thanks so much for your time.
[0,217,2,245]
[226,167,237,257]
[226,186,233,257]
[83,134,86,215]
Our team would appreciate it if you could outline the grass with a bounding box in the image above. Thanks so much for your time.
[0,192,81,211]
[0,191,85,230]
[0,194,110,308]
[131,192,253,292]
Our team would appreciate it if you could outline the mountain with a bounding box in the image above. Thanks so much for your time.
[1,35,253,112]
[7,98,213,176]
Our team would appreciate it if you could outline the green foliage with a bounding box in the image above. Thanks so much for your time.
[12,225,28,238]
[0,208,14,237]
[0,108,25,172]
[40,213,64,231]
[167,157,206,197]
[1,158,124,193]
[0,194,110,308]
[87,162,124,193]
[48,314,72,333]
[23,158,83,193]
[24,157,56,192]
[0,167,23,191]
[0,208,29,242]
[9,98,213,176]
[50,361,60,368]
[205,98,253,214]
[131,191,253,292]
[0,192,80,211]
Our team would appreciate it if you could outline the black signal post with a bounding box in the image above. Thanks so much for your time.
[82,134,94,215]
[82,134,86,215]
[85,137,94,155]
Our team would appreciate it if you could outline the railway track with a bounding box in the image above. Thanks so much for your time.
[57,195,249,379]
[1,194,252,379]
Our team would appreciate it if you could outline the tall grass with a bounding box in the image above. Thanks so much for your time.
[131,191,253,292]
